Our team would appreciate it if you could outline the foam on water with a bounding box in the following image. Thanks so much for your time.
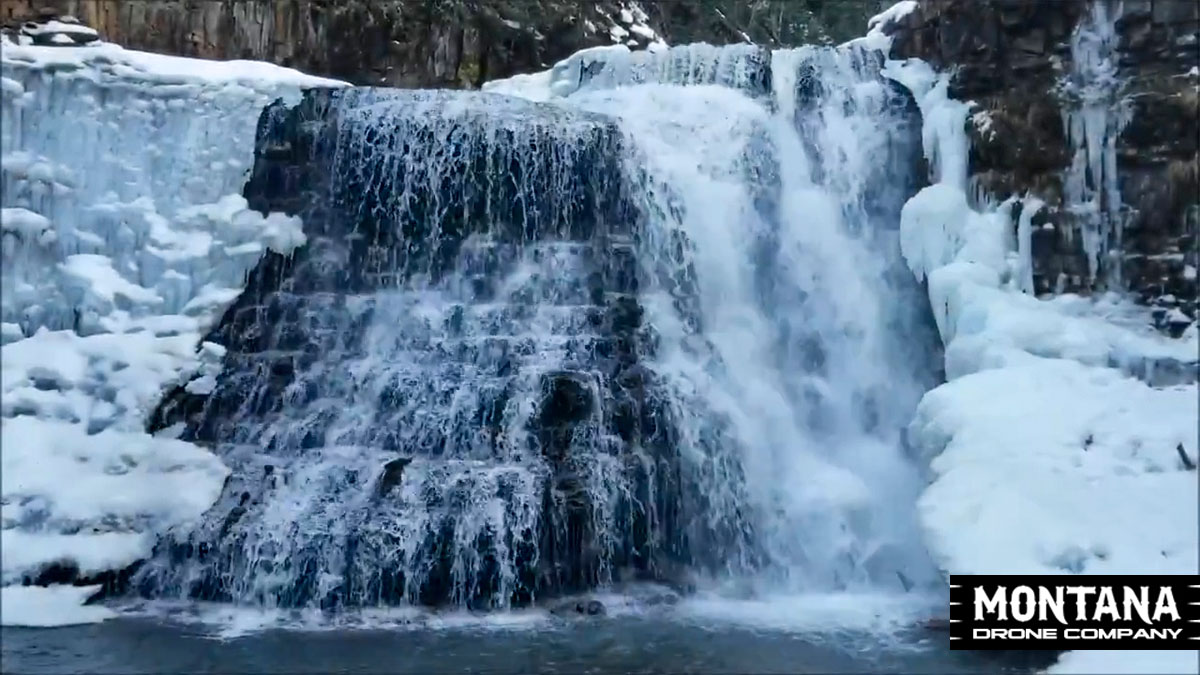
[115,598,556,640]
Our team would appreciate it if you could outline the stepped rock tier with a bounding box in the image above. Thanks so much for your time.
[139,44,942,610]
[143,90,706,608]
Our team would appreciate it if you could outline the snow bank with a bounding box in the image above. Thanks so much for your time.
[1,37,343,612]
[0,584,115,627]
[910,360,1196,577]
[482,2,671,102]
[1050,649,1199,674]
[1,416,229,583]
[484,41,772,104]
[886,44,1198,675]
[0,35,345,89]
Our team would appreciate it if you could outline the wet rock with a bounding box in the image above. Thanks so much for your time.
[538,370,595,425]
[24,558,143,600]
[547,596,606,617]
[375,457,412,499]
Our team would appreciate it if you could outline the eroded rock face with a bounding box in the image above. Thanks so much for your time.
[0,0,653,88]
[137,89,737,610]
[889,0,1198,333]
[1,1,886,87]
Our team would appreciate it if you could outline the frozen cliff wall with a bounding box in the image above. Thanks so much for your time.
[881,8,1198,671]
[1,0,886,88]
[0,37,343,626]
[879,4,1199,663]
[887,0,1198,336]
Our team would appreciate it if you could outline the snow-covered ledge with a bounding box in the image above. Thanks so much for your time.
[0,34,345,627]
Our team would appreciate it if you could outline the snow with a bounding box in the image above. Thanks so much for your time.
[482,69,554,102]
[911,359,1197,577]
[887,40,1199,675]
[0,35,346,89]
[19,20,99,38]
[60,253,164,308]
[1,206,54,243]
[2,530,151,584]
[846,0,919,53]
[1050,649,1199,674]
[1,37,342,612]
[0,584,116,627]
[484,43,765,103]
[483,45,631,101]
[867,1,919,32]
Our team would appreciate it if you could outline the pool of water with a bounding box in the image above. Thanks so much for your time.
[1,593,1052,674]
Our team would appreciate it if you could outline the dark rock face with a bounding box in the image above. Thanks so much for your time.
[2,0,664,87]
[1,0,880,88]
[139,89,742,610]
[889,0,1198,331]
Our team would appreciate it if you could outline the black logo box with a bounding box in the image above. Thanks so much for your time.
[949,575,1200,651]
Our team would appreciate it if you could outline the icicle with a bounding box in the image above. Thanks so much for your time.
[1059,0,1130,288]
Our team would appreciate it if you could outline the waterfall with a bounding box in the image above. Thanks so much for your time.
[137,44,943,610]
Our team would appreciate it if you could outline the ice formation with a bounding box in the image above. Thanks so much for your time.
[883,19,1197,675]
[879,7,1197,665]
[0,584,116,627]
[1058,0,1131,287]
[0,36,344,624]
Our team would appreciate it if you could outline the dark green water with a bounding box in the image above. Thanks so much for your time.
[1,595,1046,674]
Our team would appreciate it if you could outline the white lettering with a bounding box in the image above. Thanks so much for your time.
[1123,586,1152,625]
[975,586,1007,620]
[1065,586,1095,620]
[974,628,1058,640]
[1039,586,1068,624]
[1095,586,1120,621]
[1063,627,1183,641]
[1153,587,1181,622]
[1011,586,1036,621]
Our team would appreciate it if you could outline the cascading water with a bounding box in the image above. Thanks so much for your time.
[137,43,943,611]
[570,44,940,593]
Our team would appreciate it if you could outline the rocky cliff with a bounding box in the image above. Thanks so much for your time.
[888,0,1198,335]
[1,0,881,88]
[6,0,1194,333]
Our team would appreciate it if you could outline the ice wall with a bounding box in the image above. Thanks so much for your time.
[0,37,343,624]
[884,43,1198,586]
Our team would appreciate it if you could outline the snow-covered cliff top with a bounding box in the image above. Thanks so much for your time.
[1,33,347,90]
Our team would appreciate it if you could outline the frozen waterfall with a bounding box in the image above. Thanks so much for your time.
[133,43,943,610]
[0,38,344,623]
